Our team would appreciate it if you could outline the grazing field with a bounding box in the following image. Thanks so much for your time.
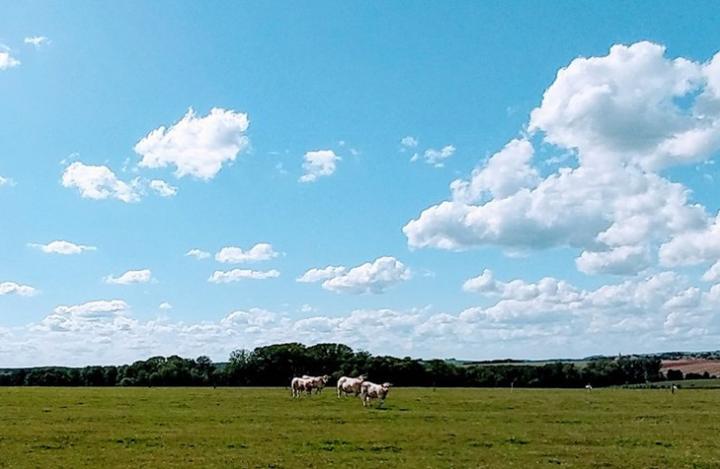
[1,387,719,468]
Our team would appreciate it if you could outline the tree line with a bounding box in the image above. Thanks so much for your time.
[0,342,669,387]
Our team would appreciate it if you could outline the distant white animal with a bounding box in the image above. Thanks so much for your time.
[360,381,392,407]
[291,377,315,398]
[671,384,678,394]
[585,384,593,391]
[337,374,366,397]
[302,375,330,394]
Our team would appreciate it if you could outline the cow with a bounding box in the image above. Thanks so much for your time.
[585,384,593,391]
[302,375,330,394]
[360,381,392,407]
[291,376,315,398]
[337,374,366,397]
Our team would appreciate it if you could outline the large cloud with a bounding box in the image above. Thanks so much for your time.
[404,42,720,275]
[298,256,411,294]
[134,108,250,180]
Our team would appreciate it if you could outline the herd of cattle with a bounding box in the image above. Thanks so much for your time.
[290,374,392,407]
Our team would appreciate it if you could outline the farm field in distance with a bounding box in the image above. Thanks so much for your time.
[1,387,719,468]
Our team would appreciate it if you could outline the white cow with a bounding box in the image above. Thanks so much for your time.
[337,374,366,397]
[291,376,315,398]
[302,375,330,394]
[585,384,593,391]
[360,381,392,407]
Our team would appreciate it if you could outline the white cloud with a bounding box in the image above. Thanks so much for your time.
[299,256,411,294]
[451,139,539,202]
[0,176,15,187]
[400,136,418,149]
[208,269,280,283]
[24,36,49,48]
[30,240,96,255]
[159,302,173,310]
[33,300,131,333]
[149,179,178,197]
[297,266,347,283]
[134,107,250,180]
[0,282,37,297]
[62,162,141,203]
[575,245,652,275]
[299,150,340,183]
[404,43,719,276]
[660,213,720,266]
[185,249,211,260]
[5,268,720,366]
[215,243,279,263]
[701,260,720,283]
[104,269,153,285]
[420,145,455,167]
[0,50,20,70]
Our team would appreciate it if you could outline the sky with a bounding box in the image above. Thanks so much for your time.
[2,1,720,366]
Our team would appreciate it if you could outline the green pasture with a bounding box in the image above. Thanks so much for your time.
[1,387,719,468]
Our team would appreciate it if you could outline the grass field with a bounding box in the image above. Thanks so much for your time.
[1,387,720,468]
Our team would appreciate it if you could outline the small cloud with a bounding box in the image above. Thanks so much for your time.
[24,36,50,48]
[400,136,419,150]
[149,179,178,197]
[0,176,15,187]
[208,269,280,283]
[186,249,210,260]
[30,240,96,255]
[104,269,153,285]
[0,50,20,70]
[0,281,37,297]
[215,243,279,263]
[299,150,340,183]
[159,302,173,310]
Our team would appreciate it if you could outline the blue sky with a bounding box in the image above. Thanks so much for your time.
[2,2,720,366]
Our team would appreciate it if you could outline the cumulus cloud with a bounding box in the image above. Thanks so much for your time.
[185,249,211,260]
[215,243,279,263]
[104,269,153,285]
[0,282,37,297]
[660,213,720,266]
[62,162,141,203]
[149,179,178,197]
[159,302,173,310]
[33,300,130,333]
[451,139,539,201]
[134,107,250,180]
[299,150,340,183]
[208,269,280,283]
[24,36,49,48]
[298,256,411,294]
[29,240,96,255]
[575,245,652,275]
[0,50,20,70]
[404,42,720,276]
[4,268,720,366]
